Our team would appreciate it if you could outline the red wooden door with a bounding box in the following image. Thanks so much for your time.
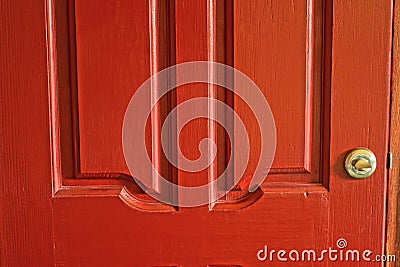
[1,0,393,266]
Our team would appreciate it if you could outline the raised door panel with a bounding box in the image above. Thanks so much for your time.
[51,0,328,196]
[50,0,176,201]
[233,0,325,185]
[75,0,151,174]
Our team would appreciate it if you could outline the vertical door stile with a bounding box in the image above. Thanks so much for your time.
[207,0,218,209]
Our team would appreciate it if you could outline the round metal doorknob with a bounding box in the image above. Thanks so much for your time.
[344,148,377,179]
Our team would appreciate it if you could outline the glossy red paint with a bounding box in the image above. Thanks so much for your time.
[1,0,393,266]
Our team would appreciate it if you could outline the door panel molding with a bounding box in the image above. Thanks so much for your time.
[48,0,332,211]
[46,0,177,211]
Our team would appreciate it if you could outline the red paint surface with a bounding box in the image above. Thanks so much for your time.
[1,0,393,266]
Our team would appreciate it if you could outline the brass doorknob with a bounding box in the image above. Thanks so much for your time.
[345,148,377,179]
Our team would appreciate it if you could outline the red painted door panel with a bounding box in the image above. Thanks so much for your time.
[1,0,393,266]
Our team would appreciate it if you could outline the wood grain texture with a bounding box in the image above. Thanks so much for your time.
[2,0,392,265]
[0,0,54,266]
[74,0,151,174]
[387,0,399,265]
[51,0,331,264]
[175,0,210,197]
[149,0,176,194]
[329,1,392,266]
[174,0,228,207]
[50,0,329,196]
[51,0,388,266]
[47,0,178,210]
[53,190,329,266]
[233,0,324,184]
